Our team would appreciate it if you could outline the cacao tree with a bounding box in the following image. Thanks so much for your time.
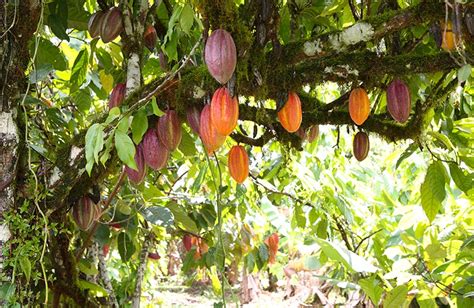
[0,0,473,307]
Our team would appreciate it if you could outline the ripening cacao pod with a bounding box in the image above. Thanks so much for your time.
[144,25,158,51]
[353,132,369,161]
[183,234,193,251]
[278,92,302,133]
[307,125,319,143]
[186,106,201,135]
[228,145,249,184]
[205,29,237,84]
[386,79,411,123]
[141,128,169,170]
[349,88,370,125]
[465,12,474,36]
[102,244,110,257]
[148,252,161,260]
[108,83,126,109]
[200,105,226,154]
[72,196,100,231]
[111,223,121,229]
[211,87,239,136]
[264,233,279,264]
[88,11,106,38]
[100,7,123,43]
[157,110,182,151]
[296,127,307,140]
[125,144,147,184]
[440,22,457,51]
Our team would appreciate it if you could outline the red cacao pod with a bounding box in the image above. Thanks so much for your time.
[183,234,193,251]
[349,88,370,125]
[205,29,237,84]
[88,11,106,38]
[353,132,369,161]
[228,145,249,184]
[210,87,239,136]
[111,223,121,229]
[102,244,110,257]
[386,79,411,123]
[186,106,201,135]
[278,92,302,133]
[264,233,279,264]
[108,83,126,109]
[125,144,147,184]
[148,252,161,260]
[142,128,169,170]
[200,105,226,154]
[143,25,158,51]
[72,196,100,231]
[157,110,182,151]
[466,12,474,36]
[100,7,123,43]
[307,125,319,143]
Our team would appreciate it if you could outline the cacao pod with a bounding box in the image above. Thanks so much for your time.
[228,145,249,184]
[349,88,370,125]
[210,87,239,136]
[111,223,121,229]
[148,252,161,260]
[264,233,279,264]
[205,29,237,84]
[143,25,158,51]
[353,131,369,161]
[157,110,182,151]
[100,7,123,43]
[125,144,147,184]
[386,79,411,123]
[88,11,105,38]
[440,22,457,51]
[108,83,126,109]
[307,125,319,143]
[142,128,169,170]
[102,244,110,257]
[183,234,193,251]
[466,12,474,36]
[72,196,100,231]
[278,92,302,133]
[200,104,226,154]
[186,106,201,135]
[296,127,307,140]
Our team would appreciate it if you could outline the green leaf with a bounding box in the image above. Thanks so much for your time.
[77,279,108,296]
[131,109,148,144]
[421,161,447,222]
[141,206,174,227]
[180,4,194,34]
[18,257,31,283]
[85,123,104,175]
[114,131,137,170]
[383,285,409,308]
[48,14,69,41]
[105,107,121,124]
[70,48,89,93]
[258,243,269,263]
[167,202,199,233]
[78,259,99,276]
[457,64,472,82]
[32,38,68,71]
[449,163,472,194]
[314,238,379,273]
[178,130,197,156]
[359,276,383,305]
[117,232,135,262]
[94,223,110,245]
[396,142,418,169]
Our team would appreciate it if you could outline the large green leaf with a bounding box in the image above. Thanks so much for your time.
[117,232,135,262]
[420,161,446,222]
[167,202,199,233]
[115,131,137,170]
[383,285,409,308]
[359,276,383,305]
[131,109,149,144]
[449,163,472,194]
[141,206,174,227]
[32,38,68,71]
[85,123,104,175]
[70,48,89,93]
[314,238,379,273]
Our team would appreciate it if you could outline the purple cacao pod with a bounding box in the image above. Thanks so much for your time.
[466,12,474,36]
[72,196,100,231]
[100,7,123,43]
[157,110,182,151]
[141,128,169,170]
[108,83,126,109]
[143,25,158,51]
[204,29,237,84]
[307,125,319,143]
[386,79,411,123]
[295,127,307,140]
[353,132,369,162]
[125,144,147,184]
[186,106,201,135]
[88,11,106,38]
[148,252,161,260]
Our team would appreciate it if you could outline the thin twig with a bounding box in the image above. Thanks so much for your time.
[354,229,382,252]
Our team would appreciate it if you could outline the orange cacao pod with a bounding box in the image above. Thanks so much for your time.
[200,105,226,154]
[386,79,411,123]
[210,87,239,136]
[100,7,123,43]
[353,132,369,161]
[125,144,147,184]
[264,233,279,264]
[440,22,459,51]
[205,29,237,84]
[349,88,370,125]
[157,110,182,151]
[228,145,249,184]
[88,11,106,38]
[278,92,302,133]
[72,196,100,231]
[142,128,169,170]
